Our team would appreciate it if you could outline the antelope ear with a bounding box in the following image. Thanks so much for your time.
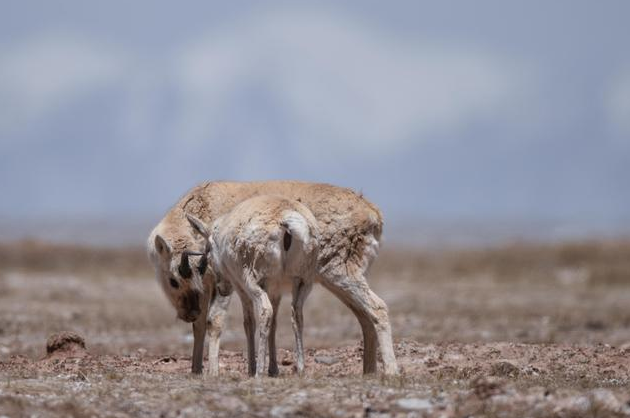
[154,234,172,258]
[186,213,209,239]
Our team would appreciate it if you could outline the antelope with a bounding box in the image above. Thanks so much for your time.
[147,181,398,376]
[187,195,319,377]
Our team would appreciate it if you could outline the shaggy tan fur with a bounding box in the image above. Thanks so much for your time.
[205,195,320,377]
[147,181,397,376]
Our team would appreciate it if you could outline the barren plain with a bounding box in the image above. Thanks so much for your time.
[1,239,630,417]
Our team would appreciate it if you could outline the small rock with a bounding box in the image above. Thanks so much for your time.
[471,376,506,400]
[270,405,298,418]
[590,389,624,413]
[396,398,432,411]
[619,342,630,353]
[215,396,248,412]
[45,331,87,358]
[490,360,520,377]
[314,355,339,365]
[554,395,591,414]
[424,358,439,368]
[154,356,177,364]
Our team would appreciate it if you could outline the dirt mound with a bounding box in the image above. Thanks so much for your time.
[45,331,87,358]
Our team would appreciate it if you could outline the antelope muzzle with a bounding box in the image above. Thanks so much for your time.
[178,290,201,322]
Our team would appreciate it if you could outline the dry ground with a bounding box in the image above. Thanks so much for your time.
[1,239,630,417]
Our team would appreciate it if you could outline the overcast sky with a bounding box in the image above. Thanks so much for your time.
[1,1,629,242]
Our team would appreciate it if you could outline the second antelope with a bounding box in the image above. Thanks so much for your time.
[187,195,319,377]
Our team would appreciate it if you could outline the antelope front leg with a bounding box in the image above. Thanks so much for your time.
[191,289,210,374]
[244,271,273,378]
[191,314,207,374]
[238,291,257,377]
[291,279,312,375]
[205,292,231,377]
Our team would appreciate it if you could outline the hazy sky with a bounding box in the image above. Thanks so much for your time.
[1,1,629,238]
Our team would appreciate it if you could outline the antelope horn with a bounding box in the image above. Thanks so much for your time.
[179,250,204,279]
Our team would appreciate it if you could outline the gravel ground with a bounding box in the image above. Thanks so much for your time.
[1,240,630,417]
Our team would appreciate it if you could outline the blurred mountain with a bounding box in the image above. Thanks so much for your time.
[0,1,628,239]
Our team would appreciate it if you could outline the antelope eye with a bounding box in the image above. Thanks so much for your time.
[169,278,179,289]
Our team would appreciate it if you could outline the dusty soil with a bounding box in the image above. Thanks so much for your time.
[1,239,630,417]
